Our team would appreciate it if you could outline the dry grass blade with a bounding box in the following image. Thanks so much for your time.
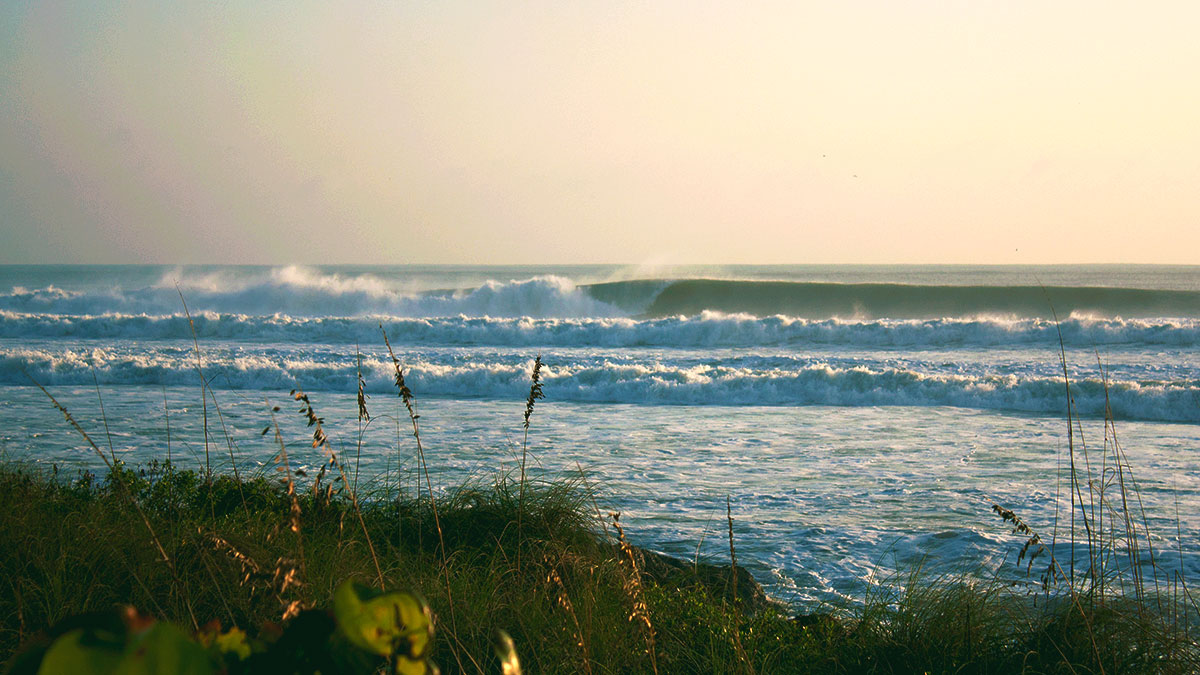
[726,496,753,674]
[354,344,370,493]
[547,561,593,675]
[380,327,448,565]
[518,355,545,577]
[176,287,252,517]
[1049,304,1109,669]
[521,354,544,488]
[380,326,469,673]
[1050,304,1095,589]
[288,387,384,590]
[523,355,545,431]
[356,345,371,424]
[175,285,212,484]
[989,499,1063,589]
[89,366,117,465]
[266,398,306,619]
[611,511,658,675]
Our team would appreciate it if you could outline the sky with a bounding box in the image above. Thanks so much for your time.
[2,1,1198,265]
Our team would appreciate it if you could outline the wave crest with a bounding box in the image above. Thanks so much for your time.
[4,347,1197,423]
[4,311,1199,348]
[0,268,622,319]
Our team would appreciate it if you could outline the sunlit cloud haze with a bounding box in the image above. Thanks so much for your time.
[2,1,1198,264]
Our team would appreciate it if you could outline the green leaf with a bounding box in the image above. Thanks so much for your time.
[111,622,215,675]
[332,581,434,669]
[36,628,123,675]
[212,627,253,661]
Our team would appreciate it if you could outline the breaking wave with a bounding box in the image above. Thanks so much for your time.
[3,311,1199,349]
[7,267,1200,321]
[0,267,620,319]
[622,279,1200,319]
[4,347,1197,423]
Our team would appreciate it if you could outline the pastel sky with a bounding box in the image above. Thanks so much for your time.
[2,1,1198,264]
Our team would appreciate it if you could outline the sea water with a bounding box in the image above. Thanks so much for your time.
[2,264,1198,608]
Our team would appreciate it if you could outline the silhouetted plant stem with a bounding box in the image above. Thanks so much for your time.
[518,354,544,576]
[381,326,465,673]
[176,286,211,489]
[289,388,383,590]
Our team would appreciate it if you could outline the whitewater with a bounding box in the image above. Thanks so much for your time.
[2,264,1198,608]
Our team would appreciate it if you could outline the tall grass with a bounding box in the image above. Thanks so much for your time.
[976,322,1200,673]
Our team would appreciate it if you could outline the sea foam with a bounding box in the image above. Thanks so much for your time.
[0,268,621,319]
[3,310,1199,349]
[5,346,1196,423]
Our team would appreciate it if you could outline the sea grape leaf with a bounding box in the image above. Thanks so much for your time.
[18,610,126,675]
[111,622,215,675]
[332,580,433,670]
[36,621,216,675]
[36,628,123,675]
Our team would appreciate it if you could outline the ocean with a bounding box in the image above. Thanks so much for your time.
[2,264,1198,608]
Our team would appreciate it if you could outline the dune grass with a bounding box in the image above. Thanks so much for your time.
[2,456,1197,672]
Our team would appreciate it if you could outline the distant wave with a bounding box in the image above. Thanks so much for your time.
[7,268,1199,321]
[4,348,1197,423]
[601,279,1200,319]
[0,267,620,319]
[4,311,1199,349]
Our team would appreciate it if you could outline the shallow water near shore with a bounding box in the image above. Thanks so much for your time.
[4,386,1200,607]
[2,264,1199,609]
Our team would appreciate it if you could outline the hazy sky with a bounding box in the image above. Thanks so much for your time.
[2,1,1198,264]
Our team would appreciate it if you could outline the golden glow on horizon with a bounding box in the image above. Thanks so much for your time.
[1,1,1198,264]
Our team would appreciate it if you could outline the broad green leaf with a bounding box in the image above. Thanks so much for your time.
[37,628,123,675]
[111,622,214,675]
[333,580,433,666]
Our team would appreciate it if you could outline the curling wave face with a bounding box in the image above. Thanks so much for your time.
[610,278,1200,319]
[6,265,1200,320]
